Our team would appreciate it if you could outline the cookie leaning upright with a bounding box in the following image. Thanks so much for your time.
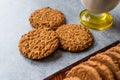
[66,64,102,80]
[56,24,93,52]
[29,7,65,30]
[18,27,59,59]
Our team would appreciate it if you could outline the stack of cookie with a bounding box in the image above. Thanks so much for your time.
[18,7,93,59]
[64,44,120,80]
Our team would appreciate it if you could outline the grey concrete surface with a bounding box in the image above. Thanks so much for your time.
[0,0,120,80]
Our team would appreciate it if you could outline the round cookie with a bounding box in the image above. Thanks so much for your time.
[102,52,120,69]
[29,7,65,30]
[56,24,93,52]
[82,60,114,80]
[18,27,59,59]
[66,64,102,80]
[89,54,120,80]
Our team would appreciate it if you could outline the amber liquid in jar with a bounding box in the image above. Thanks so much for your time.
[79,9,113,30]
[80,0,119,30]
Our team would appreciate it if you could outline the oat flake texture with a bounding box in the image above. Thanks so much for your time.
[56,24,93,52]
[18,27,59,59]
[29,7,65,30]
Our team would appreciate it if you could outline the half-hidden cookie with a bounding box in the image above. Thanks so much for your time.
[56,24,93,52]
[106,46,120,54]
[18,27,59,59]
[117,43,120,46]
[89,54,120,80]
[102,52,120,69]
[64,77,81,80]
[29,7,65,30]
[66,64,102,80]
[82,60,115,80]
